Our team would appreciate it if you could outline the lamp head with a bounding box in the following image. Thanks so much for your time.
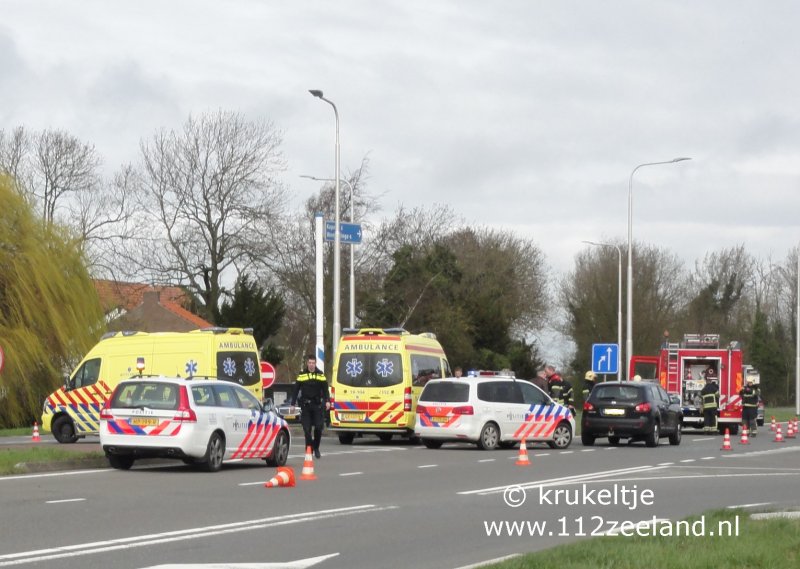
[672,157,691,163]
[309,89,324,98]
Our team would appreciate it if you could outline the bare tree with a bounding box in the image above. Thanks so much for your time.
[120,110,288,323]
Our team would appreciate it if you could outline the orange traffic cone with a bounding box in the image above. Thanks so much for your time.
[32,421,41,442]
[300,446,317,480]
[787,421,796,439]
[774,425,785,443]
[720,428,732,451]
[515,439,531,466]
[264,466,296,488]
[739,426,750,445]
[770,416,777,432]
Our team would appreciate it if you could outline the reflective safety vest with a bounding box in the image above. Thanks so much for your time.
[741,389,759,407]
[702,392,719,409]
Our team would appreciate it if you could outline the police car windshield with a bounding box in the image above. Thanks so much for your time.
[337,353,403,387]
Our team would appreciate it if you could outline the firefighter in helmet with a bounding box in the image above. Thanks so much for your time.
[582,371,597,401]
[700,374,720,434]
[739,380,760,436]
[546,365,574,410]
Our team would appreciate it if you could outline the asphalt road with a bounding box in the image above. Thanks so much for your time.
[1,429,799,569]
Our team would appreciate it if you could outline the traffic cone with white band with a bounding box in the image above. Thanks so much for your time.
[720,428,732,451]
[739,426,749,445]
[515,439,531,466]
[774,424,785,443]
[264,466,295,488]
[32,421,41,442]
[300,446,317,480]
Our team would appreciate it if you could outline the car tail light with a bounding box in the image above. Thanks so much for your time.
[634,402,651,413]
[452,405,474,415]
[404,387,412,411]
[173,385,197,422]
[583,402,595,412]
[416,404,428,415]
[100,386,121,420]
[329,385,335,407]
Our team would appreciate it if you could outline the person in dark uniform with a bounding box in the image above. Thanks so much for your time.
[700,376,719,434]
[582,371,597,401]
[739,380,760,436]
[546,365,574,410]
[290,355,329,458]
[532,369,549,393]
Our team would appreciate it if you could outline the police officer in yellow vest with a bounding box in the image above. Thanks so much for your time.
[291,355,329,458]
[739,380,760,436]
[700,376,719,434]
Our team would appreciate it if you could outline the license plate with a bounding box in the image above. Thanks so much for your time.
[431,416,449,423]
[131,417,159,427]
[602,408,625,417]
[339,412,365,422]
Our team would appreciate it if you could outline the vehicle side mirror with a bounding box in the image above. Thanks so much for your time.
[262,397,275,412]
[669,395,680,405]
[63,374,72,391]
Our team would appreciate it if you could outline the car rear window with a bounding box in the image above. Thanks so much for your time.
[419,381,470,403]
[592,385,643,402]
[112,382,180,410]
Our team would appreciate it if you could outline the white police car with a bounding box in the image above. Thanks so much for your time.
[415,372,574,450]
[100,376,290,472]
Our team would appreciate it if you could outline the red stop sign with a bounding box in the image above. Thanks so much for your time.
[261,361,276,389]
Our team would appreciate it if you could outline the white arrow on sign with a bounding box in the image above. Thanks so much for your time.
[143,553,340,569]
[598,354,606,370]
[606,347,613,371]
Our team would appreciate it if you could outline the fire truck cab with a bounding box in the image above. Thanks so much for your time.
[630,334,745,434]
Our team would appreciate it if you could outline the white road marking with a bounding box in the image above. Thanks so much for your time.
[477,459,495,463]
[451,553,521,569]
[605,446,617,450]
[721,446,800,458]
[532,453,550,457]
[680,459,695,463]
[657,462,674,466]
[581,449,595,452]
[417,464,437,469]
[701,456,716,460]
[287,447,405,460]
[751,511,800,520]
[142,553,340,568]
[560,451,573,454]
[0,505,393,567]
[0,469,108,482]
[458,464,667,496]
[339,472,363,477]
[45,499,86,504]
[727,502,772,509]
[691,437,716,442]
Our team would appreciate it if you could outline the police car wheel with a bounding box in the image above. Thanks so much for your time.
[548,422,573,449]
[202,432,225,472]
[477,422,500,450]
[107,454,134,470]
[266,430,289,467]
[52,416,78,444]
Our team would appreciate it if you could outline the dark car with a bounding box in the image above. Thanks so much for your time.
[581,381,682,447]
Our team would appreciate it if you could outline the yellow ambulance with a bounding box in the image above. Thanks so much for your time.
[42,327,262,443]
[329,328,450,444]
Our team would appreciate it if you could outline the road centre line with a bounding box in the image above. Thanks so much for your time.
[721,446,800,458]
[45,499,86,504]
[417,464,437,469]
[581,449,596,452]
[691,437,716,442]
[0,504,395,567]
[657,462,674,466]
[451,553,522,569]
[287,447,405,459]
[700,457,716,460]
[680,459,695,463]
[727,502,772,509]
[477,459,495,463]
[575,472,800,485]
[339,472,363,477]
[458,464,667,496]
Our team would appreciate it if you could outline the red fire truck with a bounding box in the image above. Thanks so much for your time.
[629,334,749,434]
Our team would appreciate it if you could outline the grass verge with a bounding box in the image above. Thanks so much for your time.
[0,447,104,475]
[488,508,800,569]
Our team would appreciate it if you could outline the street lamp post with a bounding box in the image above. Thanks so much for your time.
[796,248,799,416]
[626,157,690,380]
[301,174,356,329]
[583,240,623,380]
[309,90,342,356]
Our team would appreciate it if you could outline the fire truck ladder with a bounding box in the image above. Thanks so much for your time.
[666,342,681,393]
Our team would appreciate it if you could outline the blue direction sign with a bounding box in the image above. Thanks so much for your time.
[325,221,362,244]
[591,343,619,374]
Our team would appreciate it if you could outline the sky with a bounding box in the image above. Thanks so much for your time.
[3,0,799,278]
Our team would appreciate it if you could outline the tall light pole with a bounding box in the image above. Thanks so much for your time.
[626,157,690,380]
[301,174,356,329]
[309,90,342,356]
[796,247,799,416]
[583,240,623,380]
